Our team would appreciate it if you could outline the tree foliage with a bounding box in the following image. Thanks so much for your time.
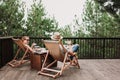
[0,0,59,37]
[72,15,90,37]
[58,25,73,37]
[82,0,120,37]
[96,0,120,18]
[0,0,24,36]
[25,1,58,37]
[95,0,120,37]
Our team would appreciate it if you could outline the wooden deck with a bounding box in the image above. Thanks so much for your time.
[0,59,120,80]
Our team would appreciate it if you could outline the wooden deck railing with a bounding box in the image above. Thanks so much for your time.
[29,37,120,59]
[0,37,120,68]
[0,37,13,68]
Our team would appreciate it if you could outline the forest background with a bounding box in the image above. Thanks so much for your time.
[0,0,120,37]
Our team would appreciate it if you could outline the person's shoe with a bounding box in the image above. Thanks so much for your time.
[70,55,74,60]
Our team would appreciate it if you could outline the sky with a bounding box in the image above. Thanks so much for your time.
[21,0,86,27]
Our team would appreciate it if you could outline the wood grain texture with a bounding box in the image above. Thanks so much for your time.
[0,59,120,80]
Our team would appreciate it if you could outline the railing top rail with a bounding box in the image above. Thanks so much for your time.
[14,37,120,39]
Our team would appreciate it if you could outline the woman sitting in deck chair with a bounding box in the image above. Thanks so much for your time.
[21,36,36,52]
[51,32,79,65]
[22,36,47,52]
[8,36,40,67]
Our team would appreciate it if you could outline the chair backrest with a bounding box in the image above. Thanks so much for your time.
[43,40,65,62]
[12,38,32,53]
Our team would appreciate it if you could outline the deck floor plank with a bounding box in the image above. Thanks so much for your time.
[0,59,120,80]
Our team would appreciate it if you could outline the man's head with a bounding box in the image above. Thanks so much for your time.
[51,32,63,41]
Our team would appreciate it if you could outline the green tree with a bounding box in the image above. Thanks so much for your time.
[82,0,120,37]
[25,1,58,37]
[96,0,120,37]
[96,0,120,18]
[58,25,73,37]
[72,15,90,37]
[0,0,24,36]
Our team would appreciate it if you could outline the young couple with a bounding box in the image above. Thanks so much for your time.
[22,32,79,65]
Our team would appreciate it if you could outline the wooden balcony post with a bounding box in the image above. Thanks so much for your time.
[0,37,13,68]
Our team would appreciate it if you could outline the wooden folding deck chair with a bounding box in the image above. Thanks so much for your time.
[8,38,32,67]
[38,40,80,78]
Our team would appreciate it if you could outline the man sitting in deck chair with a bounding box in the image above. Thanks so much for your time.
[51,32,79,65]
[8,36,38,67]
[38,32,80,78]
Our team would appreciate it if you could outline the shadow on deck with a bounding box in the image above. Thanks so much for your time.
[0,59,120,80]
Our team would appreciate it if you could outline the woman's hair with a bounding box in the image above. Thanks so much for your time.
[21,36,29,41]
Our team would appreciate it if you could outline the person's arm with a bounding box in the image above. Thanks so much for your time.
[24,44,34,53]
[31,43,36,49]
[59,39,67,53]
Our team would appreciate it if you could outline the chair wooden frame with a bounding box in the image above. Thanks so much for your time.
[8,38,32,67]
[38,40,80,78]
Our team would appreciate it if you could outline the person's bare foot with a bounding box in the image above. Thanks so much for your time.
[70,59,76,66]
[71,62,76,66]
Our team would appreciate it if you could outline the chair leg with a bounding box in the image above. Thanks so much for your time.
[20,48,29,64]
[38,52,65,78]
[42,51,49,68]
[60,52,69,75]
[38,51,49,73]
[8,48,21,67]
[74,56,80,69]
[9,48,30,67]
[13,48,21,60]
[46,60,57,68]
[38,52,75,78]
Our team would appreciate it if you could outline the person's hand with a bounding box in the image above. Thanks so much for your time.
[66,40,72,45]
[59,39,62,44]
[31,43,36,48]
[32,43,37,46]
